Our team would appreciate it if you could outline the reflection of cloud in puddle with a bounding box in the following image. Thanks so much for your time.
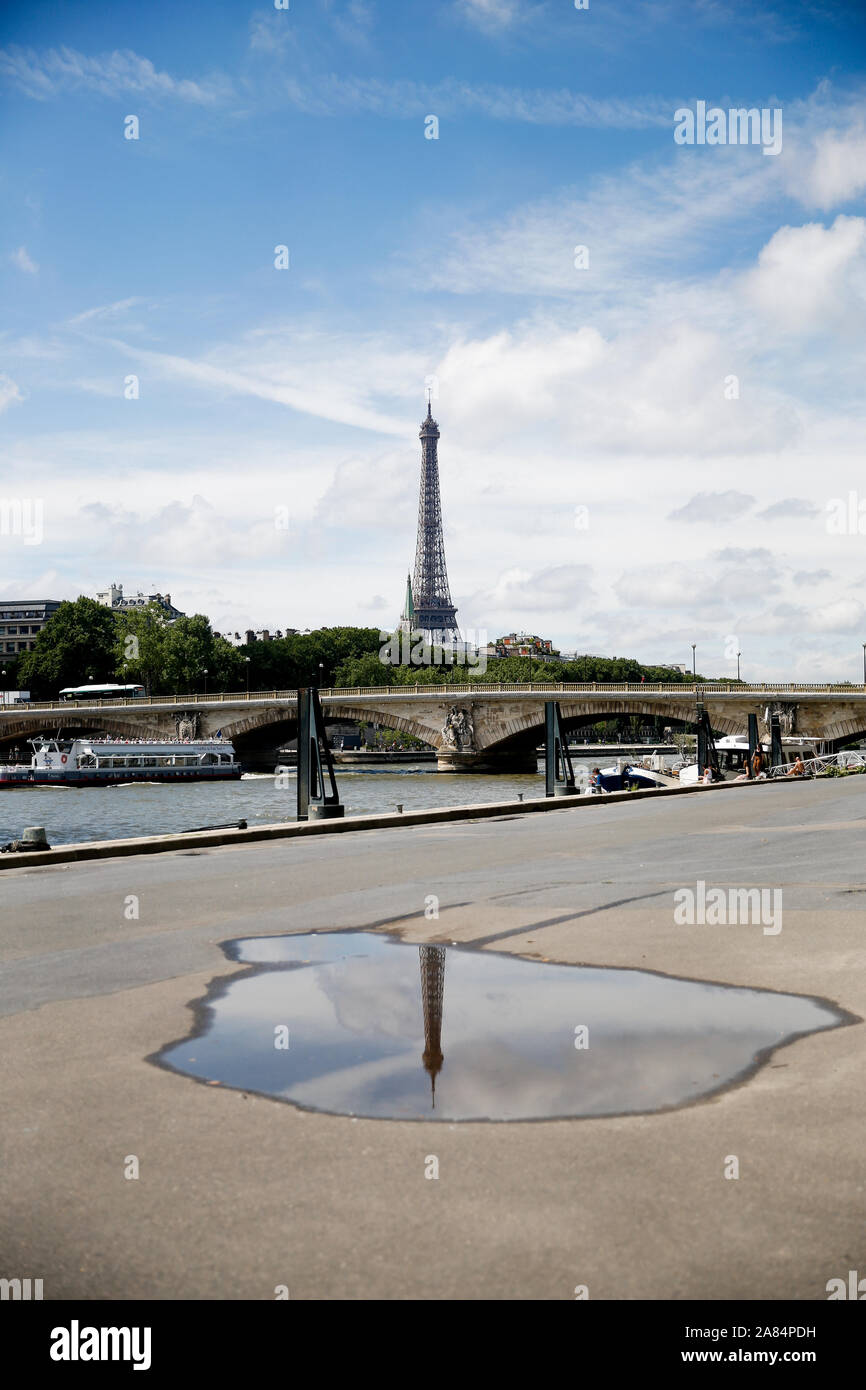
[322,954,423,1040]
[163,934,846,1121]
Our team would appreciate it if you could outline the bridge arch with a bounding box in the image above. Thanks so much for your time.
[821,720,866,749]
[0,712,166,748]
[217,702,440,752]
[474,700,742,753]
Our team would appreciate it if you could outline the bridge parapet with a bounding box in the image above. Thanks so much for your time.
[6,681,866,715]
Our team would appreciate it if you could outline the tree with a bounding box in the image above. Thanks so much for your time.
[18,598,120,697]
[112,603,169,695]
[162,615,216,693]
[210,635,244,692]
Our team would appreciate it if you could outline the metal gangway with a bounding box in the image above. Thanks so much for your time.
[767,750,866,780]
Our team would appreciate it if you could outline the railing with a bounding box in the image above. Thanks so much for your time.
[768,751,866,779]
[3,681,866,713]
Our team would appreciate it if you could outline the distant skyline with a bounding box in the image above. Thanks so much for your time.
[2,0,866,679]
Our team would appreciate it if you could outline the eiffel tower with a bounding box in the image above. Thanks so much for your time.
[410,397,460,643]
[419,944,446,1108]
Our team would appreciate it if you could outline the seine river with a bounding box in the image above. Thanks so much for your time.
[0,762,600,847]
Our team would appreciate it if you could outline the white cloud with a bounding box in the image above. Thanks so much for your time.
[278,72,671,128]
[72,377,122,398]
[0,374,24,414]
[793,569,830,586]
[757,498,820,520]
[67,298,145,326]
[76,496,292,568]
[668,492,755,524]
[803,598,865,633]
[455,0,534,32]
[0,45,232,104]
[101,334,412,436]
[742,215,866,333]
[472,564,594,613]
[10,245,38,274]
[797,123,866,210]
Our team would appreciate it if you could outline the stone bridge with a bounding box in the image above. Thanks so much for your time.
[3,683,866,771]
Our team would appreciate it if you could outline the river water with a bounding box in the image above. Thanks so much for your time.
[0,761,593,846]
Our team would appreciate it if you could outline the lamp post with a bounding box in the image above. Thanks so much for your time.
[245,655,250,695]
[203,668,208,698]
[862,643,865,685]
[691,644,696,680]
[318,662,324,689]
[737,651,741,682]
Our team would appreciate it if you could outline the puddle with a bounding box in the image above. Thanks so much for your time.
[153,932,852,1122]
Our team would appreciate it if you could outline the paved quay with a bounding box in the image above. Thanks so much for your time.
[1,776,864,1300]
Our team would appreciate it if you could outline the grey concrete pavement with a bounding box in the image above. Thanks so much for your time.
[1,776,864,1299]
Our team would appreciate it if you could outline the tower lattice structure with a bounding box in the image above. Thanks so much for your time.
[411,402,460,642]
[419,944,446,1108]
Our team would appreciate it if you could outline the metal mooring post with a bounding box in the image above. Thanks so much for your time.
[695,703,720,778]
[696,701,707,775]
[296,687,344,821]
[747,713,759,775]
[770,711,783,770]
[545,700,578,797]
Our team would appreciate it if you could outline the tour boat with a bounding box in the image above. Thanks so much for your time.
[0,736,241,787]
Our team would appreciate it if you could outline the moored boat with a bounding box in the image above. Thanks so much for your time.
[582,759,679,794]
[0,736,241,787]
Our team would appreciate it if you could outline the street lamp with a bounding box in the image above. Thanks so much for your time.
[737,651,741,682]
[691,644,696,680]
[318,661,324,688]
[203,668,208,697]
[245,655,250,695]
[862,643,865,685]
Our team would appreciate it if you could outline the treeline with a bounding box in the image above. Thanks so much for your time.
[10,597,716,699]
[333,649,710,687]
[13,598,381,699]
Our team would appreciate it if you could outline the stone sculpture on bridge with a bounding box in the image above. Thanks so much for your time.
[763,702,797,737]
[441,705,475,752]
[174,711,200,741]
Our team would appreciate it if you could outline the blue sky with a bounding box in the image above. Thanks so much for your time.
[2,0,866,678]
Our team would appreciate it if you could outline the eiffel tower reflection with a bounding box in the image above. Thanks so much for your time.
[419,944,446,1108]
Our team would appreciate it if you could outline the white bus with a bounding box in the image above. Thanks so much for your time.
[59,683,146,702]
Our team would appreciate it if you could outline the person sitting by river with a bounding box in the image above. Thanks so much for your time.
[787,755,806,777]
[589,767,603,793]
[752,749,767,779]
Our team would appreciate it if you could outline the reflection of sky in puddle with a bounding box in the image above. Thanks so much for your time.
[156,932,847,1121]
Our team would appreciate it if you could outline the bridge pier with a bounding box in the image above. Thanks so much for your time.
[436,748,539,774]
